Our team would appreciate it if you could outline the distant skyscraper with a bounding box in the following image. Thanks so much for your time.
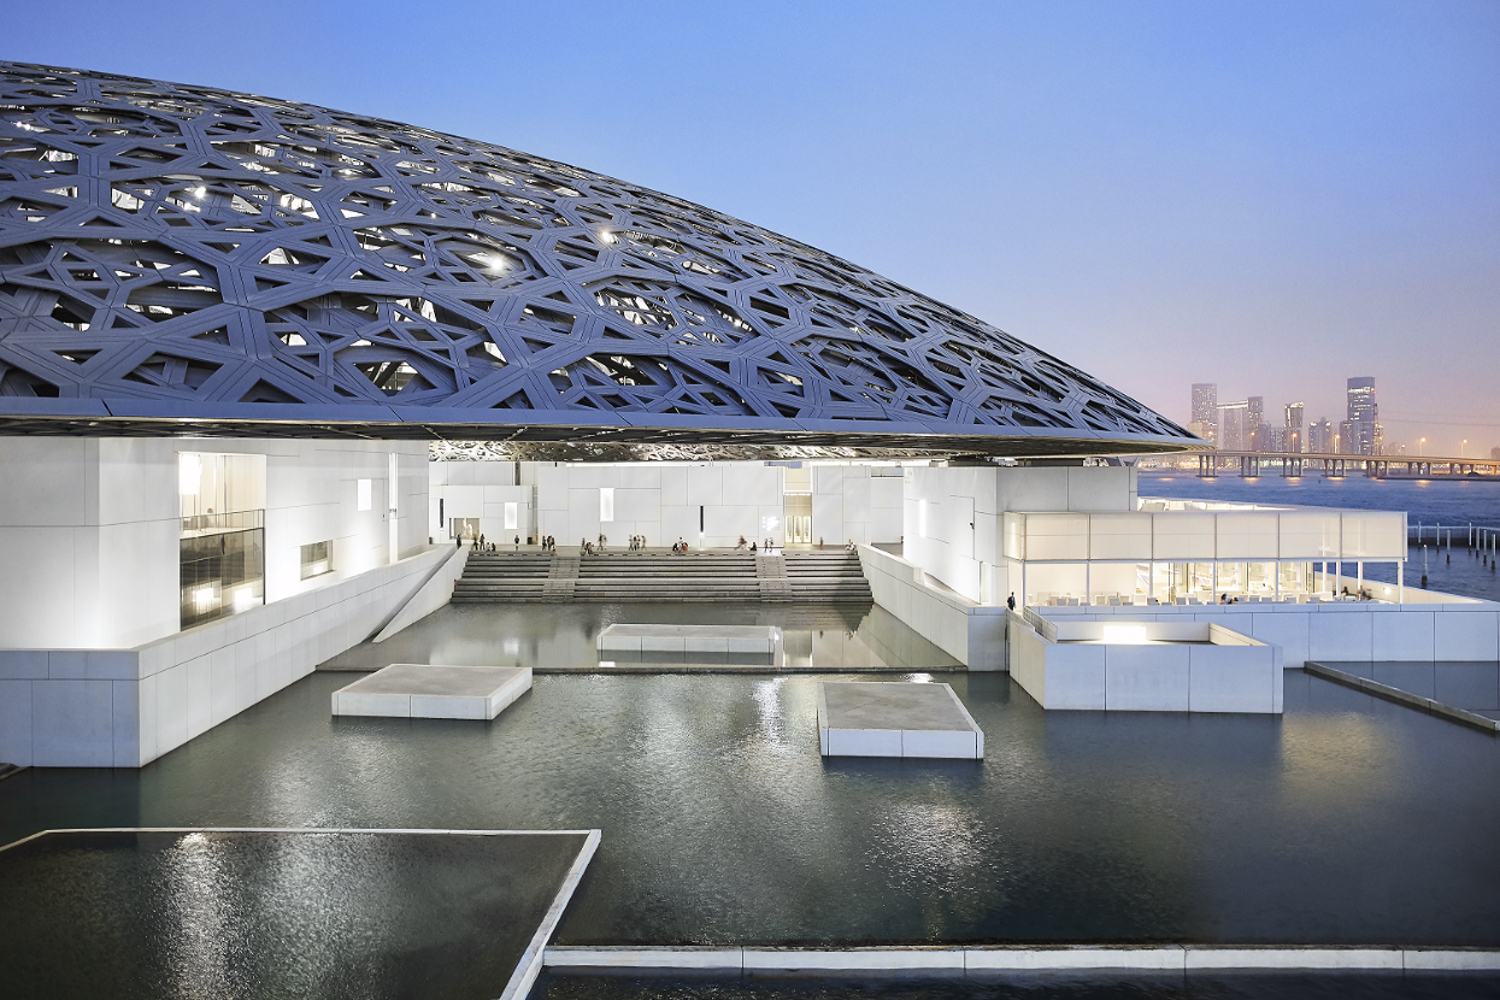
[1191,384,1217,444]
[1345,377,1380,455]
[1308,418,1334,454]
[1247,396,1269,452]
[1217,400,1248,451]
[1284,402,1304,453]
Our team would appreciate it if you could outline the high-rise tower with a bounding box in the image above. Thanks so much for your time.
[1191,384,1218,444]
[1284,402,1304,453]
[1343,378,1380,455]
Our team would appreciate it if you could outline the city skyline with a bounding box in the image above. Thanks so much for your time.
[1186,375,1495,457]
[1,1,1495,452]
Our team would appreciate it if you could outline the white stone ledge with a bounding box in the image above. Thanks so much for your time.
[541,945,1500,973]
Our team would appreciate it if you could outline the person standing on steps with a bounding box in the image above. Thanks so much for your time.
[1007,592,1016,611]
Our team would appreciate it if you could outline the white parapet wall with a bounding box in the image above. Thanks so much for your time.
[857,544,1008,670]
[0,436,430,650]
[1008,613,1282,713]
[0,544,452,768]
[1038,598,1500,667]
[372,545,469,642]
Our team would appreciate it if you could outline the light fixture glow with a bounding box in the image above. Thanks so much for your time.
[1102,624,1150,645]
[598,229,616,244]
[193,586,215,612]
[178,453,201,496]
[233,587,254,612]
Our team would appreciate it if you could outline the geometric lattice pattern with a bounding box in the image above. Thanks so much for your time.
[0,62,1199,456]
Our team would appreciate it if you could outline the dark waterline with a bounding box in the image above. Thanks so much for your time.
[531,971,1500,1000]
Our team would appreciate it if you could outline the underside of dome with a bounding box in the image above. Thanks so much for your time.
[0,62,1202,458]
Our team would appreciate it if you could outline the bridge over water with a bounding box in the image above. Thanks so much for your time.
[1190,451,1500,479]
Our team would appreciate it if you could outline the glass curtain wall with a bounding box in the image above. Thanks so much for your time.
[179,453,266,629]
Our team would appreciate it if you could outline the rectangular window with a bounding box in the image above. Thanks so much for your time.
[600,487,614,522]
[357,478,372,511]
[504,501,519,530]
[300,540,333,580]
[178,452,265,629]
[180,523,264,629]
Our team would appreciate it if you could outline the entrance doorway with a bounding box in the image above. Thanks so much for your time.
[782,465,813,545]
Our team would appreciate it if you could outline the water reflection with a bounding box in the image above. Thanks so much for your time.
[322,602,960,674]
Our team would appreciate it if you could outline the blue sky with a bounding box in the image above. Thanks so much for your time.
[5,0,1497,452]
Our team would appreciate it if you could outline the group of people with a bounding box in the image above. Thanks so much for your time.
[462,530,863,557]
[468,533,524,552]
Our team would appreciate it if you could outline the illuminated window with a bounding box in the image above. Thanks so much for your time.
[300,540,333,580]
[600,487,615,522]
[357,478,372,511]
[504,501,518,530]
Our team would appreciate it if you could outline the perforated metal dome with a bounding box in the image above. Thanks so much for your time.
[0,61,1200,458]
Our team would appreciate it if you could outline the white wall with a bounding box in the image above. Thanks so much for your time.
[0,437,428,650]
[429,461,530,544]
[524,462,785,549]
[903,465,1136,605]
[1006,612,1281,713]
[1040,600,1500,667]
[427,459,908,550]
[858,544,1008,670]
[810,465,903,547]
[0,544,452,767]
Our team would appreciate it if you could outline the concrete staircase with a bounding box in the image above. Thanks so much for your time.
[449,549,872,603]
[574,552,762,602]
[784,551,873,602]
[450,552,555,602]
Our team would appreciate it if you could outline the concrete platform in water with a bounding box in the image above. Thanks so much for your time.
[817,680,984,759]
[598,624,782,661]
[331,663,532,719]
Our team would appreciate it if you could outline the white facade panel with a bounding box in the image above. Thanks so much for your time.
[1216,512,1279,560]
[1279,512,1342,559]
[1151,512,1216,561]
[1088,513,1152,561]
[1024,514,1089,561]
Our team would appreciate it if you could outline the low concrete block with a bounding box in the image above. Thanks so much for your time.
[818,681,983,759]
[1105,645,1190,711]
[332,664,532,721]
[544,947,744,970]
[902,729,979,758]
[1402,949,1500,970]
[826,728,902,756]
[965,946,1186,971]
[742,949,966,972]
[1184,947,1403,970]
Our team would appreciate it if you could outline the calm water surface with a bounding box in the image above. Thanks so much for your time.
[2,603,1496,949]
